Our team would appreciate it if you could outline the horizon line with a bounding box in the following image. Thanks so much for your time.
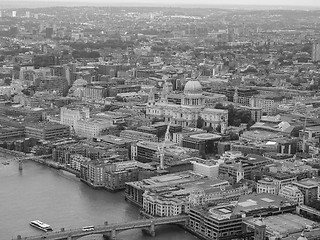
[0,1,320,10]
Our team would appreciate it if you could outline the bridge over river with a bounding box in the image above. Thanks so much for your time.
[13,215,189,240]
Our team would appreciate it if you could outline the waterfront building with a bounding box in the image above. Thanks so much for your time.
[188,184,252,206]
[142,179,229,217]
[70,154,90,172]
[0,125,25,141]
[104,161,141,191]
[25,122,70,140]
[125,171,206,206]
[80,160,105,188]
[188,203,243,240]
[146,79,228,132]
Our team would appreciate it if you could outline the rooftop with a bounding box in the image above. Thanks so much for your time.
[233,193,295,215]
[190,133,222,140]
[246,213,319,238]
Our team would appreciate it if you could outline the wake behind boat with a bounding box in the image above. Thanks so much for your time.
[30,220,53,232]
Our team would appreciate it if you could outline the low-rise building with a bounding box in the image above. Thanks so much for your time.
[279,184,304,205]
[191,158,223,178]
[25,122,70,140]
[292,179,319,205]
[256,178,277,195]
[120,130,158,142]
[125,171,206,206]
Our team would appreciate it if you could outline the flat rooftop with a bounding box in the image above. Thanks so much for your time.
[190,133,222,140]
[97,135,134,145]
[233,193,295,215]
[246,213,319,237]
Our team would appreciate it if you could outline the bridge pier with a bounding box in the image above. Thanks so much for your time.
[110,228,117,240]
[150,222,156,237]
[141,222,156,237]
[18,160,22,171]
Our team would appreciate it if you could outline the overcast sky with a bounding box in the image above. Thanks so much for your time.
[6,0,320,4]
[3,0,320,8]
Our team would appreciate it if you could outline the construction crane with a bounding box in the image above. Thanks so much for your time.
[302,115,307,153]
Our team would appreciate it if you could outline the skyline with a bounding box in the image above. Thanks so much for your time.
[1,0,320,9]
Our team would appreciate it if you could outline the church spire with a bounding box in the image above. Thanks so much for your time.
[148,87,155,105]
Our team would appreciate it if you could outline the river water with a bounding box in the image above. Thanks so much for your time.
[0,154,198,240]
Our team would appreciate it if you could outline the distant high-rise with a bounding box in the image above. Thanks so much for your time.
[12,11,16,18]
[45,27,54,39]
[0,11,2,18]
[26,11,30,18]
[312,42,320,62]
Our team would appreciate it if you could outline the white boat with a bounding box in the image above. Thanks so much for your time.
[30,220,53,232]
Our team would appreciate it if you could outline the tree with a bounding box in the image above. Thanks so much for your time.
[234,119,241,127]
[215,125,221,133]
[196,116,204,129]
[203,126,214,133]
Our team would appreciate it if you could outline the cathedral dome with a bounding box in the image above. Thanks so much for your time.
[184,79,202,95]
[73,78,87,87]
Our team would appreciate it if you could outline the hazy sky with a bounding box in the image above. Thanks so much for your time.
[6,0,320,5]
[3,0,320,8]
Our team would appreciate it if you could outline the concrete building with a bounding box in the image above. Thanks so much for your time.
[120,130,158,142]
[80,160,105,188]
[257,178,278,195]
[182,133,222,155]
[292,179,319,205]
[279,184,304,205]
[191,158,223,178]
[70,154,90,172]
[312,42,320,62]
[142,179,230,217]
[25,122,70,140]
[60,107,90,127]
[125,171,206,206]
[83,86,107,100]
[218,154,271,182]
[188,203,243,240]
[188,184,252,206]
[76,118,112,138]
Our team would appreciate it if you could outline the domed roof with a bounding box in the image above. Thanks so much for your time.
[184,79,202,95]
[73,78,87,87]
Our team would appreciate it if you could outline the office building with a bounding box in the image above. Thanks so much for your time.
[312,42,320,62]
[25,122,70,140]
[279,184,304,205]
[292,179,319,205]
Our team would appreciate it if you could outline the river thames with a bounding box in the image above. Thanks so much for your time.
[0,155,198,240]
